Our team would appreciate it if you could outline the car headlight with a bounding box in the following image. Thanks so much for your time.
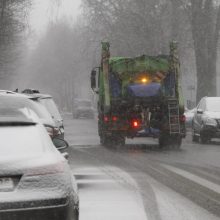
[205,118,217,126]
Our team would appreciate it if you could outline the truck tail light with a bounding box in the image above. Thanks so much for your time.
[112,116,118,122]
[132,120,140,128]
[104,116,109,122]
[180,115,186,123]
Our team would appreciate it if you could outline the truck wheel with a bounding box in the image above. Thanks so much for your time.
[159,135,182,149]
[100,134,112,147]
[113,135,125,146]
[171,136,182,149]
[159,135,169,148]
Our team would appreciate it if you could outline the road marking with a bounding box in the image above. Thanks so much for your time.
[73,167,148,220]
[163,164,220,195]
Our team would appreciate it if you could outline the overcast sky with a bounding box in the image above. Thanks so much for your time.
[30,0,81,34]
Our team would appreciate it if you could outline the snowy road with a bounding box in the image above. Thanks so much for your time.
[64,113,220,220]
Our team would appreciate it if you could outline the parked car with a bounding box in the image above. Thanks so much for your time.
[0,90,16,94]
[0,93,61,140]
[22,88,40,94]
[184,107,196,128]
[0,95,79,220]
[192,97,220,143]
[72,99,94,119]
[22,91,64,138]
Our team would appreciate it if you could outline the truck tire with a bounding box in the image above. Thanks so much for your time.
[159,135,182,149]
[159,135,169,148]
[100,134,112,147]
[113,134,125,146]
[171,136,182,149]
[100,134,125,147]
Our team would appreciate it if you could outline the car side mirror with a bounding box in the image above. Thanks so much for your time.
[52,137,69,151]
[197,109,203,114]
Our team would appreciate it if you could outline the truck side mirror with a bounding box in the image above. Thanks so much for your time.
[91,70,96,89]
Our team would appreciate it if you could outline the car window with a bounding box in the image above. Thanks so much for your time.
[39,98,62,120]
[206,99,220,112]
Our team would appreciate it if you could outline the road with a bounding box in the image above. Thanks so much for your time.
[64,113,220,220]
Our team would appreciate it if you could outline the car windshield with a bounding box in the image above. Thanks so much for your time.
[206,99,220,112]
[39,98,62,120]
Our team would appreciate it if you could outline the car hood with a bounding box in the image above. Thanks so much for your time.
[204,111,220,119]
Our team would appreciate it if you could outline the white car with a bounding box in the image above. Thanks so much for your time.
[0,95,79,220]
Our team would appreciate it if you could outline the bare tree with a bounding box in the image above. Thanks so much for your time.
[0,0,30,87]
[189,0,220,101]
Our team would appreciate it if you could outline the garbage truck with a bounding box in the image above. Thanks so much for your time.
[90,42,186,148]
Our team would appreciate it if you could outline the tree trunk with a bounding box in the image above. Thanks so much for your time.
[190,0,220,102]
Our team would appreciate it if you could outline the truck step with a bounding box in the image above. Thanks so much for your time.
[167,98,180,135]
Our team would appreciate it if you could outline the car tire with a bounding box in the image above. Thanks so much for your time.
[192,129,199,142]
[200,133,210,144]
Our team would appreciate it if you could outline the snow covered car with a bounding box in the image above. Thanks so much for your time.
[0,90,16,94]
[22,91,64,138]
[0,95,79,220]
[72,99,94,119]
[192,97,220,143]
[0,93,61,139]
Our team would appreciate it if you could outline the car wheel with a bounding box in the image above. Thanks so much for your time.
[200,133,210,144]
[73,204,79,220]
[192,128,199,142]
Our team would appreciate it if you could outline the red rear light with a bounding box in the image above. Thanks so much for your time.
[132,120,139,128]
[104,116,109,122]
[112,116,118,122]
[180,115,186,123]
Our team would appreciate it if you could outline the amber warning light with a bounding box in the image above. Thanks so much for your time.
[141,78,148,83]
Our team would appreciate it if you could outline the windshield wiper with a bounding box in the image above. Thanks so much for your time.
[0,121,37,126]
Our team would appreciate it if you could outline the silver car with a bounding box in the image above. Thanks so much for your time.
[192,97,220,143]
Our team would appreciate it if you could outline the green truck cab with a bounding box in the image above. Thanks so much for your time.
[91,42,186,148]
